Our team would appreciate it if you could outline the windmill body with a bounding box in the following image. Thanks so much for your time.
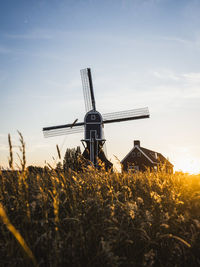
[82,110,106,167]
[43,68,150,169]
[84,110,103,141]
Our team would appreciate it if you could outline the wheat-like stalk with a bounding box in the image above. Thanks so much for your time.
[8,134,13,170]
[0,203,37,266]
[17,130,26,171]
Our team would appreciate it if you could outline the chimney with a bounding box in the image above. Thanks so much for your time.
[134,140,140,147]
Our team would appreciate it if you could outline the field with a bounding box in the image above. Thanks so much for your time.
[0,139,200,266]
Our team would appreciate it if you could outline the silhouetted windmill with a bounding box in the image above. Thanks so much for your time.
[43,68,150,169]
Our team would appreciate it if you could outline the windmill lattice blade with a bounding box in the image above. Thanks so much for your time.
[102,107,150,124]
[43,121,84,132]
[87,68,96,110]
[80,68,94,112]
[43,125,84,138]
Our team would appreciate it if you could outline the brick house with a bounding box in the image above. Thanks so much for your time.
[121,140,173,173]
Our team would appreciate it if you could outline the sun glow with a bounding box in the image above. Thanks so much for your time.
[174,157,200,174]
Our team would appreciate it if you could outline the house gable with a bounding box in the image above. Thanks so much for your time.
[121,146,157,172]
[121,140,174,172]
[121,146,156,165]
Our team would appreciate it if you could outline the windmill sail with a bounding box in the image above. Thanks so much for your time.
[43,122,84,138]
[80,68,96,112]
[102,107,150,124]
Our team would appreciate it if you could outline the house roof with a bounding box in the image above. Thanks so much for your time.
[121,144,173,167]
[141,147,173,166]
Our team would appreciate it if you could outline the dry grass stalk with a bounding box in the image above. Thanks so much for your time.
[0,203,37,266]
[8,133,13,170]
[17,131,26,171]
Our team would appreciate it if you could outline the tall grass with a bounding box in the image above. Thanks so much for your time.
[0,136,200,266]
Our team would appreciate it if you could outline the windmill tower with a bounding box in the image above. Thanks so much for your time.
[43,68,150,168]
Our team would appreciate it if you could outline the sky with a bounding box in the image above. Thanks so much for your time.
[0,0,200,173]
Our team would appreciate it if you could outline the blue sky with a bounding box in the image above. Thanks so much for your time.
[0,0,200,173]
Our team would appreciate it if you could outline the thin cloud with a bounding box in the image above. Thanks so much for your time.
[0,45,11,54]
[6,29,53,40]
[151,70,180,81]
[161,36,192,45]
[182,72,200,83]
[151,69,200,84]
[161,36,200,48]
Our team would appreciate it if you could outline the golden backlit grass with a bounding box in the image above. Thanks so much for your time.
[0,203,37,266]
[0,136,200,266]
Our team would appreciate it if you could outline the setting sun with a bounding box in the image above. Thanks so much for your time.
[174,156,200,174]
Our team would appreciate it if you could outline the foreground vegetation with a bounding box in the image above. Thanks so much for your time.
[1,167,200,266]
[0,135,200,266]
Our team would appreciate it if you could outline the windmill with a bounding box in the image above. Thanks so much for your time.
[43,68,150,169]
